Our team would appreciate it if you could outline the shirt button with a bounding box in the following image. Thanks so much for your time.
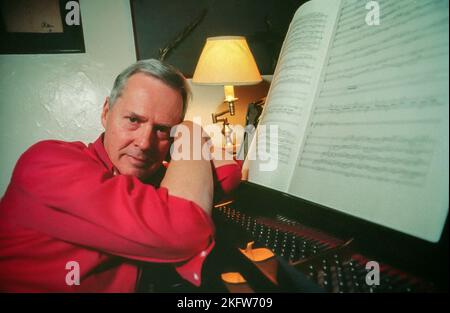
[200,251,207,257]
[193,273,199,281]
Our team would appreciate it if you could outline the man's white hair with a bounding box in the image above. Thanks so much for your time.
[109,59,191,119]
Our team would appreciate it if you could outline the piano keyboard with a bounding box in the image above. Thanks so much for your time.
[213,202,435,293]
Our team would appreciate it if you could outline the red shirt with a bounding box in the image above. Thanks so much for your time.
[0,135,241,292]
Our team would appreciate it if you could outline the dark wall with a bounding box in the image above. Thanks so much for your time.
[130,0,306,77]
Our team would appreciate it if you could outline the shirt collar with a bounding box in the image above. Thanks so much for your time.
[88,133,165,181]
[89,133,116,174]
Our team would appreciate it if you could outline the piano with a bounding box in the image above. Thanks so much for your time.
[197,181,448,293]
[138,181,448,293]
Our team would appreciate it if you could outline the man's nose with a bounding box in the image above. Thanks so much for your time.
[135,124,154,151]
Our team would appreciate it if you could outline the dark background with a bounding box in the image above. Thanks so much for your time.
[130,0,307,77]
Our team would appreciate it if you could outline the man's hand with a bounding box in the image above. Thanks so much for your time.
[160,121,213,215]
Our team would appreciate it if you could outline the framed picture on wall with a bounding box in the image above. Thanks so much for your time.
[130,0,306,77]
[0,0,85,54]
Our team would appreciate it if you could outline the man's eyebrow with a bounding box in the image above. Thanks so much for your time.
[126,111,175,129]
[127,111,147,121]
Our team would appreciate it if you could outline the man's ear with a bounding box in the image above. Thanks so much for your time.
[101,97,110,129]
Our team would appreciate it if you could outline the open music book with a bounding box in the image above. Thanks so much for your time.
[244,0,449,242]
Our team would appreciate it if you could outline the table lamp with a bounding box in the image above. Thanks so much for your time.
[192,36,262,147]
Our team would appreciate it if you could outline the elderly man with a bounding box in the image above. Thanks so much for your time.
[0,59,241,292]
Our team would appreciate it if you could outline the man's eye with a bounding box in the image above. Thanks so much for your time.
[128,117,139,123]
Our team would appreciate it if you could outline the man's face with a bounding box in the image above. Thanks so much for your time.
[101,73,183,180]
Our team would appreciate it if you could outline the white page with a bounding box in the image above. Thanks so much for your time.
[247,0,341,191]
[289,0,449,242]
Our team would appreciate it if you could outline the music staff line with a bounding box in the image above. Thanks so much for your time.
[318,70,447,98]
[327,35,447,71]
[285,29,324,44]
[335,0,437,45]
[268,94,307,105]
[302,149,429,167]
[297,163,424,187]
[269,88,308,98]
[304,143,434,156]
[280,13,327,57]
[334,0,445,49]
[306,134,436,145]
[277,59,315,71]
[325,46,447,82]
[313,96,444,115]
[337,0,397,29]
[309,118,441,128]
[260,119,300,127]
[274,67,313,80]
[273,76,313,88]
[289,12,328,30]
[266,100,305,109]
[299,157,427,183]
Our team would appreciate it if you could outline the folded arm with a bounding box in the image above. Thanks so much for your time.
[5,139,213,264]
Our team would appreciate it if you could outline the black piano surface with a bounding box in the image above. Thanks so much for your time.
[204,181,448,293]
[139,181,448,293]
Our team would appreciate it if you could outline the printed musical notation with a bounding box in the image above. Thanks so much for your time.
[297,0,449,187]
[255,128,297,165]
[249,0,448,243]
[319,70,448,98]
[281,12,327,56]
[313,96,444,115]
[320,0,449,98]
[299,134,436,186]
[271,11,328,100]
[256,8,333,171]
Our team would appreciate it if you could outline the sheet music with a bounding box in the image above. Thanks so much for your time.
[290,0,449,242]
[248,0,341,190]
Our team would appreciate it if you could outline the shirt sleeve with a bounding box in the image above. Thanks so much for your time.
[213,160,243,194]
[3,140,215,285]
